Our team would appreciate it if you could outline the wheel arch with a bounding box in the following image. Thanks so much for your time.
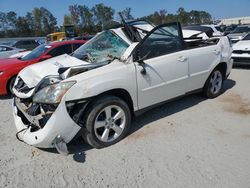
[6,74,17,94]
[214,62,227,79]
[98,88,135,116]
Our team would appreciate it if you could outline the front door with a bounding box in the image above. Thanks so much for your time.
[133,23,189,109]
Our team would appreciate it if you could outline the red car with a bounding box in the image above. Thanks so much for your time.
[0,40,86,95]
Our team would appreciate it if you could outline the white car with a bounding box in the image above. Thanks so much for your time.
[228,25,250,43]
[12,21,233,154]
[232,32,250,64]
[0,45,25,59]
[202,25,223,36]
[182,29,209,40]
[10,50,31,58]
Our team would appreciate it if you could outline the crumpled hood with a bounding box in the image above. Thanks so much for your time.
[19,54,90,88]
[233,41,250,50]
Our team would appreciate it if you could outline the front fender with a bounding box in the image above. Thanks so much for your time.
[64,61,138,111]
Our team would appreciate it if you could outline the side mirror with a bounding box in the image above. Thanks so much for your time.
[39,54,52,62]
[134,50,151,75]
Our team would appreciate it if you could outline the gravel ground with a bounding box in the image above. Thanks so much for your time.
[0,68,250,188]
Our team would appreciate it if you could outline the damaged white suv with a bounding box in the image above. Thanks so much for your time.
[12,21,233,154]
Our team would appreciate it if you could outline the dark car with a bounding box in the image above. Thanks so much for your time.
[223,25,238,36]
[12,40,40,50]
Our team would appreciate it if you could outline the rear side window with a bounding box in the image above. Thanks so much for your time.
[48,44,73,57]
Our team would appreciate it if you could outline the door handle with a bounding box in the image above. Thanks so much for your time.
[177,56,187,62]
[213,50,220,55]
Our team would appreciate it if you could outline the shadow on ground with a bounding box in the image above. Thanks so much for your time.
[0,95,12,100]
[233,64,250,70]
[39,79,236,162]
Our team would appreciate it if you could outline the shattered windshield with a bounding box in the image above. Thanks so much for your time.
[72,31,129,63]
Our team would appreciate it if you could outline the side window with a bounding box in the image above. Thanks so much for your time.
[137,24,184,60]
[48,44,73,57]
[15,41,23,47]
[23,41,31,45]
[72,43,83,51]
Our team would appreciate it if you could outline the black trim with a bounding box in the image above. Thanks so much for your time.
[66,97,94,127]
[134,88,202,116]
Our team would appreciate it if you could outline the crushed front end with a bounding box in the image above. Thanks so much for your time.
[12,76,82,154]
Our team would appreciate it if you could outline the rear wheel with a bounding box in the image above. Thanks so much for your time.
[203,68,224,98]
[82,95,131,149]
[8,76,17,96]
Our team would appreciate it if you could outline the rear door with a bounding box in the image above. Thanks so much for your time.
[133,23,189,109]
[185,42,221,92]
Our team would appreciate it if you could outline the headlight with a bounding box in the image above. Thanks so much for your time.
[33,81,76,104]
[0,71,4,76]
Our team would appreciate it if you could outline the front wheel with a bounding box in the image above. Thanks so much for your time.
[203,68,224,98]
[82,95,131,149]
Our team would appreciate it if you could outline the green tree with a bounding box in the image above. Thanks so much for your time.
[69,5,80,26]
[6,11,17,29]
[40,7,57,34]
[177,7,190,25]
[15,16,31,36]
[119,8,134,20]
[0,12,7,31]
[92,3,114,29]
[78,5,94,27]
[32,7,43,36]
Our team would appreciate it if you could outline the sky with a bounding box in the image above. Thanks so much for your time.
[0,0,250,25]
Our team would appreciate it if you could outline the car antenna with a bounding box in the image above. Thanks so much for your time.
[118,12,141,42]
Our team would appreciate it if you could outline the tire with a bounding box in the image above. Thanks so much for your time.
[203,67,224,98]
[8,76,17,96]
[82,95,131,149]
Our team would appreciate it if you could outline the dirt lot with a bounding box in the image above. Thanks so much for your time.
[0,68,250,188]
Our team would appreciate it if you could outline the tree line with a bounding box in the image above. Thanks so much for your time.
[0,4,212,38]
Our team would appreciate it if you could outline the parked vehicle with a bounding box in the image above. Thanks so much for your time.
[182,25,214,40]
[232,32,250,64]
[12,40,40,50]
[202,25,223,36]
[223,25,237,36]
[0,45,25,59]
[46,32,66,42]
[0,40,86,95]
[228,25,250,43]
[12,20,232,154]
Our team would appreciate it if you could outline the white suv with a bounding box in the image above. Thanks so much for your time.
[12,21,233,154]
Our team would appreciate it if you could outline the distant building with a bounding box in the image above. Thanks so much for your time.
[219,16,250,25]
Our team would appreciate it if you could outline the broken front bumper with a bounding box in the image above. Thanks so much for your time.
[12,97,81,149]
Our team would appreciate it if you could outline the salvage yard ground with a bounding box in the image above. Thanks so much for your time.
[0,68,250,188]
